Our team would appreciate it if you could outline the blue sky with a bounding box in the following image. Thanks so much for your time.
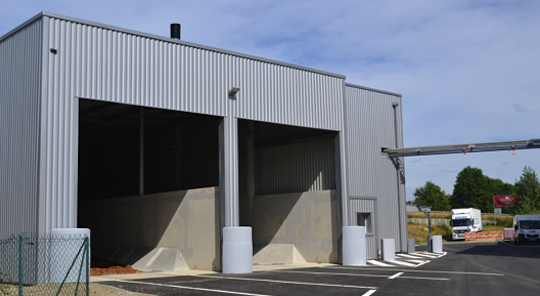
[2,0,539,202]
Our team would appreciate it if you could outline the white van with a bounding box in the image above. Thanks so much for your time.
[513,215,540,244]
[450,208,482,240]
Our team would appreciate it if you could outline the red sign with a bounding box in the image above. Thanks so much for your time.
[494,195,517,207]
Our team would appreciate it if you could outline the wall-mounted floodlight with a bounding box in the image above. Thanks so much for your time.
[229,87,240,96]
[392,102,399,107]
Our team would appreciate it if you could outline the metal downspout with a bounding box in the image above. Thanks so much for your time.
[392,102,403,252]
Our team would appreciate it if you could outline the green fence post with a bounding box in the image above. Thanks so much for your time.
[86,238,89,296]
[18,235,22,296]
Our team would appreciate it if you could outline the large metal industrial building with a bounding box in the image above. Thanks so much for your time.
[0,12,407,272]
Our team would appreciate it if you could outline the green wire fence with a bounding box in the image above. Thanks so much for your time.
[0,233,89,296]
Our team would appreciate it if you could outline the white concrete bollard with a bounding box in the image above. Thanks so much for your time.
[222,226,253,274]
[431,235,443,253]
[407,238,415,253]
[49,228,90,283]
[342,226,366,266]
[381,238,395,261]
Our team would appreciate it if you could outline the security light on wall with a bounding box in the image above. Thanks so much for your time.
[392,102,399,107]
[229,87,240,96]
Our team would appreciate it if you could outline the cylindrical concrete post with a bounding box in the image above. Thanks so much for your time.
[342,226,366,266]
[431,235,443,253]
[381,238,395,261]
[222,227,252,274]
[50,228,90,283]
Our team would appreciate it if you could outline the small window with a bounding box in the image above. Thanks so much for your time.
[357,212,373,234]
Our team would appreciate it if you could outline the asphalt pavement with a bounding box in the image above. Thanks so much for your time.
[93,241,540,296]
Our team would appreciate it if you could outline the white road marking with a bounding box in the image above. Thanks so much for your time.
[388,272,404,279]
[413,261,430,267]
[409,253,439,258]
[279,268,450,281]
[384,260,417,267]
[400,276,449,281]
[407,260,428,264]
[331,266,504,276]
[362,290,377,296]
[269,270,389,278]
[195,275,378,290]
[395,254,423,259]
[367,260,394,267]
[113,280,274,296]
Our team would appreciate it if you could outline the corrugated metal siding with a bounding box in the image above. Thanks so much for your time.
[36,16,344,231]
[43,17,344,130]
[344,84,407,252]
[259,137,335,195]
[349,198,377,259]
[0,19,42,238]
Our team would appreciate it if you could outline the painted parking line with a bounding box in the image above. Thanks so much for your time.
[409,253,440,259]
[367,260,395,267]
[195,274,379,290]
[269,269,449,281]
[362,290,377,296]
[384,260,417,267]
[332,266,504,277]
[407,259,428,264]
[400,275,449,281]
[113,279,274,296]
[269,269,389,278]
[388,272,404,279]
[395,254,424,259]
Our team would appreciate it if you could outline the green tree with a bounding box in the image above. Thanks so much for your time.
[515,166,540,214]
[413,181,451,211]
[451,166,486,210]
[452,166,515,213]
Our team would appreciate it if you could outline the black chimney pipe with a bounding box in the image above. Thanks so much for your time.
[171,23,181,40]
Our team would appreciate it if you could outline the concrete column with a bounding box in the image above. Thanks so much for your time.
[342,226,366,266]
[220,117,252,273]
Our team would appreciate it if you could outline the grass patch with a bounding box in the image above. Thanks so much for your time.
[408,224,452,245]
[407,212,514,228]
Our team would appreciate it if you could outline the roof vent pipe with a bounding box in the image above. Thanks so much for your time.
[170,23,181,40]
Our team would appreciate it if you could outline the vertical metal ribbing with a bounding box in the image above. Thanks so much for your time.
[339,80,349,228]
[221,116,239,227]
[139,107,145,195]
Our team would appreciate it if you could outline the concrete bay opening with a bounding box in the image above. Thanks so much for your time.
[78,99,222,271]
[77,100,339,271]
[238,120,339,265]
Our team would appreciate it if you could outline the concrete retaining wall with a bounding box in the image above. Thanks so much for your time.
[79,187,220,271]
[252,190,338,263]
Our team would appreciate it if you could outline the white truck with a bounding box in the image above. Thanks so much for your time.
[513,215,540,245]
[450,208,482,240]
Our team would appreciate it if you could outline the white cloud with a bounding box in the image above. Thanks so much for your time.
[2,0,539,202]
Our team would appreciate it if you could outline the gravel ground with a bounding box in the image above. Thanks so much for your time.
[90,284,155,296]
[0,283,154,296]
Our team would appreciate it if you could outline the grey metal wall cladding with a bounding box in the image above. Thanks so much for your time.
[0,19,42,238]
[344,84,408,251]
[259,137,335,195]
[34,15,344,232]
[349,199,377,259]
[43,16,344,130]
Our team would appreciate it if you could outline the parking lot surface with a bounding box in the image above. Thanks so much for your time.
[93,241,540,296]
